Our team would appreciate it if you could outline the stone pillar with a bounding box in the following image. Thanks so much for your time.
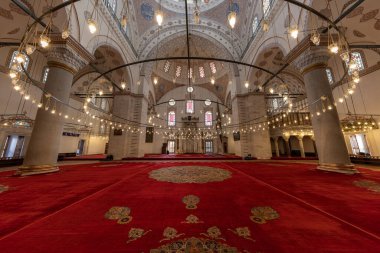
[17,44,87,176]
[298,136,306,158]
[274,136,280,157]
[295,48,356,174]
[283,137,291,157]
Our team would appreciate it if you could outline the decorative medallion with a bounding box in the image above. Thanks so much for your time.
[182,195,200,209]
[151,237,238,252]
[354,180,380,193]
[0,184,9,193]
[181,214,203,224]
[140,3,154,21]
[104,206,133,224]
[126,228,151,244]
[160,227,185,242]
[149,166,231,184]
[228,227,255,242]
[250,206,279,224]
[200,226,226,241]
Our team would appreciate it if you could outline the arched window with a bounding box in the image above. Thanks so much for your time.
[263,0,271,18]
[252,16,259,35]
[168,111,176,126]
[325,68,334,85]
[205,111,213,126]
[9,50,29,72]
[346,52,365,75]
[104,0,117,13]
[186,100,194,114]
[42,67,50,83]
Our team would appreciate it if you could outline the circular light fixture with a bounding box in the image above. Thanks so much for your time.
[187,86,194,93]
[169,98,176,106]
[205,99,211,106]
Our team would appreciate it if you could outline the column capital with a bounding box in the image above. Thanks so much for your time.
[44,36,94,74]
[294,47,330,75]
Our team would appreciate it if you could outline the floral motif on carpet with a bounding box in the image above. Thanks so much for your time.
[127,228,151,244]
[228,227,255,242]
[149,166,231,184]
[160,227,185,242]
[354,180,380,193]
[181,214,203,224]
[182,195,200,209]
[104,206,133,224]
[250,206,279,224]
[0,184,9,193]
[150,237,238,252]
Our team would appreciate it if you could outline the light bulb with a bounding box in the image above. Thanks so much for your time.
[51,109,56,114]
[262,19,270,32]
[99,90,103,96]
[289,25,299,39]
[37,103,43,108]
[153,77,158,85]
[87,18,97,34]
[348,89,354,95]
[121,82,126,89]
[210,77,215,85]
[328,43,339,54]
[62,28,70,39]
[310,31,320,45]
[39,35,51,48]
[24,94,30,100]
[349,60,357,70]
[25,44,36,55]
[15,52,26,64]
[228,11,237,29]
[353,76,360,83]
[244,81,249,88]
[269,88,274,94]
[155,10,163,26]
[14,85,21,91]
[9,70,18,79]
[340,51,349,62]
[86,97,91,103]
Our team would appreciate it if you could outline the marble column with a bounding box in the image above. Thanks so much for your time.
[295,48,356,174]
[274,137,280,157]
[298,136,306,158]
[17,45,87,176]
[283,137,291,157]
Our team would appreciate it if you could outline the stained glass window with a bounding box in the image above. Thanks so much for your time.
[209,62,217,74]
[345,52,365,75]
[325,68,334,85]
[205,111,212,126]
[199,66,205,78]
[252,16,259,35]
[9,51,29,72]
[42,67,50,83]
[164,61,171,72]
[168,111,176,126]
[263,0,271,18]
[186,100,194,114]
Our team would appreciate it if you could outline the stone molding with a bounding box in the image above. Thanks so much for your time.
[294,47,330,75]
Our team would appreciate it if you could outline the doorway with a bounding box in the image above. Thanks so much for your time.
[1,135,25,158]
[205,140,213,153]
[77,139,85,155]
[168,140,175,154]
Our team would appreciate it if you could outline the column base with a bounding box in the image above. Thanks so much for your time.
[317,163,359,175]
[15,165,59,176]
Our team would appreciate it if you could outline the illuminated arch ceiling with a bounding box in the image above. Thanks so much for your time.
[145,34,232,101]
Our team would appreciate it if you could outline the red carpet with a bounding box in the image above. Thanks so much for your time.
[124,153,242,160]
[0,161,379,252]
